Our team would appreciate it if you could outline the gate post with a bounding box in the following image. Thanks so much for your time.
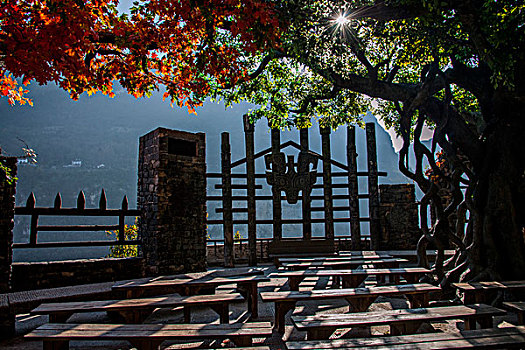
[366,123,381,250]
[270,128,283,241]
[221,132,234,267]
[138,128,207,275]
[300,129,312,240]
[0,153,16,337]
[243,116,257,266]
[320,126,334,240]
[347,125,362,249]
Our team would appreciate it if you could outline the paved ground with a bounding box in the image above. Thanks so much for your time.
[0,263,519,349]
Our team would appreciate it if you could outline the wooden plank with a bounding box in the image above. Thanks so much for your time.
[320,126,334,240]
[366,123,380,250]
[292,304,505,335]
[260,283,440,303]
[281,258,408,270]
[244,115,257,266]
[286,326,525,349]
[221,132,234,268]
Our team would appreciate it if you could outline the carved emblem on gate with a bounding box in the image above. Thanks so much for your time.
[264,151,318,204]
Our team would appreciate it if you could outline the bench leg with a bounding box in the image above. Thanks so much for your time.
[341,275,366,289]
[274,301,296,334]
[406,293,429,308]
[183,306,192,323]
[43,340,69,350]
[49,312,73,323]
[210,303,230,324]
[289,277,305,291]
[115,309,152,323]
[390,321,422,335]
[307,327,338,340]
[230,335,252,347]
[346,296,376,312]
[518,311,525,325]
[465,316,493,330]
[403,273,422,284]
[129,339,163,350]
[239,282,259,319]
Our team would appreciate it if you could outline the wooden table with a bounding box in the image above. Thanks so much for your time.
[271,267,431,290]
[260,283,441,334]
[292,304,505,339]
[31,293,244,324]
[452,280,525,304]
[281,258,408,271]
[113,275,269,318]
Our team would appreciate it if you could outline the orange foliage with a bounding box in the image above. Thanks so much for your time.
[0,0,282,110]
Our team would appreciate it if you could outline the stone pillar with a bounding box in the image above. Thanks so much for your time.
[0,155,16,337]
[379,184,421,249]
[138,128,207,276]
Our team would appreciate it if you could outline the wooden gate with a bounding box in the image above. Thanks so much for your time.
[206,116,386,266]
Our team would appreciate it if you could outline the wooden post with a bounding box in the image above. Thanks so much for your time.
[320,126,334,240]
[366,122,381,250]
[300,128,312,240]
[347,125,361,249]
[244,115,257,266]
[221,132,234,267]
[271,128,283,241]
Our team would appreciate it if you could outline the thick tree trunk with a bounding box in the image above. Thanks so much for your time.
[466,104,525,281]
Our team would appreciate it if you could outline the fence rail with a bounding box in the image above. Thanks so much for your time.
[13,189,140,249]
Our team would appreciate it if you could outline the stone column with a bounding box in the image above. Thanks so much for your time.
[379,184,421,249]
[138,128,207,275]
[0,155,16,337]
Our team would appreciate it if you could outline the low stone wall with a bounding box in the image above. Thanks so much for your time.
[10,257,144,292]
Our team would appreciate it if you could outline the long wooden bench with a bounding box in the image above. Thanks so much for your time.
[31,293,244,324]
[452,280,525,304]
[340,250,456,263]
[292,304,505,339]
[113,275,269,318]
[275,254,392,267]
[281,258,408,271]
[503,301,525,324]
[25,322,273,350]
[286,325,525,349]
[260,283,441,334]
[270,267,431,291]
[268,239,336,266]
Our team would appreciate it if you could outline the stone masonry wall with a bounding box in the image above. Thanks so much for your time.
[10,257,143,291]
[378,184,421,250]
[138,128,207,275]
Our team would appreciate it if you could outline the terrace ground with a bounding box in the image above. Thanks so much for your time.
[0,263,519,350]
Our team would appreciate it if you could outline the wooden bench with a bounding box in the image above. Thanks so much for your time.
[260,283,441,334]
[281,258,408,271]
[113,275,269,318]
[25,322,273,350]
[270,267,431,291]
[31,293,244,324]
[503,301,525,324]
[268,239,336,266]
[340,250,456,263]
[452,280,525,304]
[286,325,525,349]
[292,304,505,339]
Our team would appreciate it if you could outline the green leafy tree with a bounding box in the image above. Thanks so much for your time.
[216,0,525,285]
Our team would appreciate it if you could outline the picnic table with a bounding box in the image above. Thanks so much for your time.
[291,304,505,339]
[281,258,408,271]
[270,267,430,291]
[452,280,525,304]
[275,254,393,267]
[260,283,441,334]
[31,293,244,324]
[112,275,269,318]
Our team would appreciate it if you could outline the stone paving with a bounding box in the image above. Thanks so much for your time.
[0,263,518,349]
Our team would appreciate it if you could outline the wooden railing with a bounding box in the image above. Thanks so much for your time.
[13,189,140,249]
